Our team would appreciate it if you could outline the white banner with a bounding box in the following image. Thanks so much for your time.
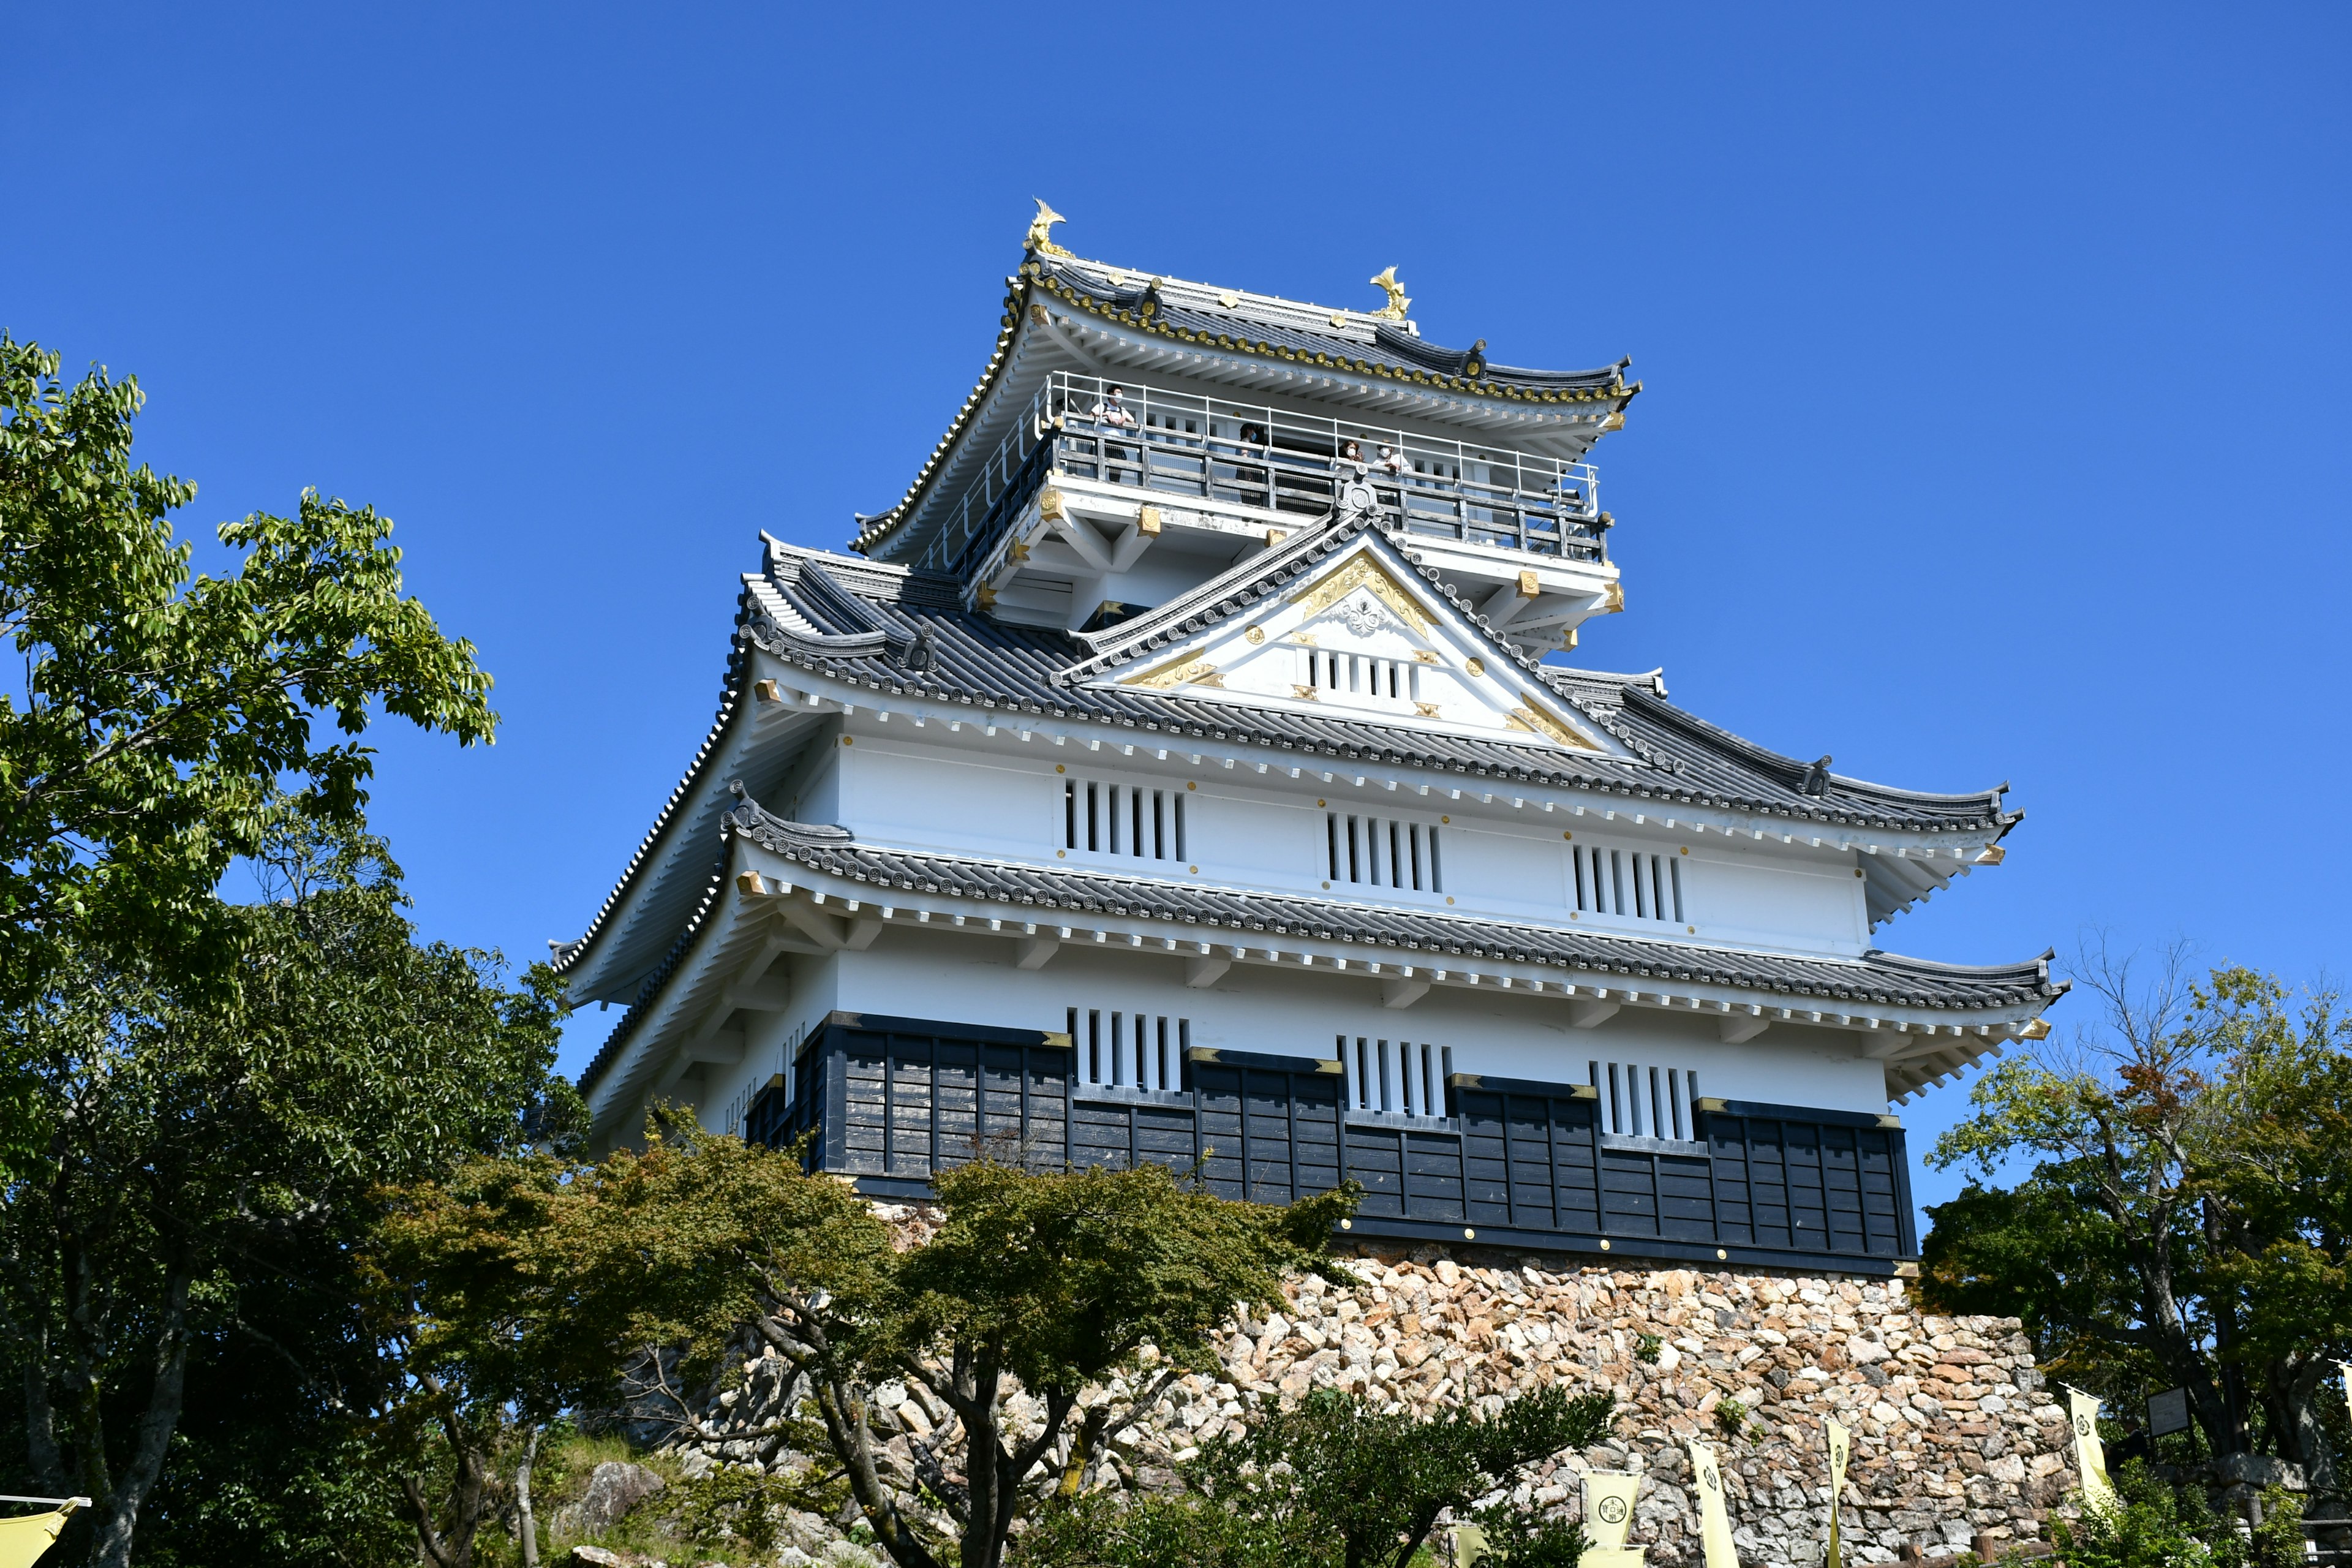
[1825,1417,1852,1568]
[2065,1386,2114,1507]
[1688,1440,1741,1568]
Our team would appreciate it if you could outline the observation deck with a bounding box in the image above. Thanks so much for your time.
[931,373,1622,649]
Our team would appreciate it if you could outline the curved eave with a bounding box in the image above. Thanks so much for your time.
[550,588,832,1001]
[744,625,2011,842]
[1613,685,2015,826]
[577,809,2066,1120]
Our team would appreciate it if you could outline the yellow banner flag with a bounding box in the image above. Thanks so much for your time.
[1825,1417,1852,1568]
[1687,1440,1741,1568]
[1578,1469,1646,1568]
[1584,1471,1642,1549]
[2066,1386,2114,1507]
[0,1507,74,1568]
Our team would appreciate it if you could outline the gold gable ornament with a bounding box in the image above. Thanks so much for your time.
[1368,266,1411,321]
[1025,199,1071,258]
[1507,705,1602,752]
[1121,655,1222,691]
[1287,554,1433,636]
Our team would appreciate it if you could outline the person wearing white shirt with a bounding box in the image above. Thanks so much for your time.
[1090,386,1137,428]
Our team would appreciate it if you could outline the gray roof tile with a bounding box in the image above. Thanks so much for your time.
[572,799,2059,1098]
[756,530,2015,835]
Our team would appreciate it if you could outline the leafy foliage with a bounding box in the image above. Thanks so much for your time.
[1012,1384,1615,1568]
[2050,1460,2305,1568]
[0,823,570,1568]
[382,1132,1362,1568]
[676,1463,799,1558]
[0,333,532,1567]
[0,335,497,1038]
[1923,946,2351,1491]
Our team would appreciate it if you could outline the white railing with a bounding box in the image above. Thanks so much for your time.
[918,372,1607,573]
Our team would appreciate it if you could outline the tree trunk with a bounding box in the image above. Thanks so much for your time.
[86,1266,194,1568]
[2272,1360,2339,1499]
[516,1425,542,1568]
[19,1324,64,1494]
[2203,1197,2252,1452]
[963,1360,1006,1568]
[398,1412,494,1568]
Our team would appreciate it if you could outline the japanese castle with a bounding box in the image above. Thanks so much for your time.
[554,209,2060,1275]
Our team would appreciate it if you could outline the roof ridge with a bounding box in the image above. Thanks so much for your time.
[1054,254,1400,340]
[1618,686,2008,810]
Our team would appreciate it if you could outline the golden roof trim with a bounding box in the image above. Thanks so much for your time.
[1287,554,1434,636]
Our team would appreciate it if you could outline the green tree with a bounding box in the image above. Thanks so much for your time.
[1183,1384,1612,1568]
[2049,1457,2305,1568]
[0,823,571,1568]
[0,333,495,1105]
[1923,944,2351,1492]
[401,1131,1362,1568]
[1012,1384,1615,1568]
[366,1151,631,1568]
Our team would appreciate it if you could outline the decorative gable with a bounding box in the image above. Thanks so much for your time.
[1085,532,1620,755]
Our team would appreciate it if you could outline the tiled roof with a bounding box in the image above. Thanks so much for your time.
[754,533,2015,835]
[572,799,2057,1098]
[727,802,2057,1012]
[1030,257,1630,397]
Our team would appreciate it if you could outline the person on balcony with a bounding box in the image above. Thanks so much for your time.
[1336,440,1369,478]
[1090,386,1137,428]
[1376,443,1409,476]
[1237,421,1267,451]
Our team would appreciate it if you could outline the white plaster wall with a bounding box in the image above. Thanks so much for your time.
[826,738,1875,956]
[1686,842,1868,949]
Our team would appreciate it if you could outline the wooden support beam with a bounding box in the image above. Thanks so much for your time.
[1381,977,1430,1009]
[1719,1014,1771,1045]
[1183,955,1230,988]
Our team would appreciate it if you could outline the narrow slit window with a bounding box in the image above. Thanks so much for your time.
[1062,776,1185,861]
[1570,842,1680,924]
[1324,812,1442,891]
[1074,1006,1192,1090]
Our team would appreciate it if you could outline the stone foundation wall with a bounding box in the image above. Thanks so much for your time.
[673,1240,2080,1566]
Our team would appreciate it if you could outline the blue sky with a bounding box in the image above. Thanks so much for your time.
[6,4,2348,1225]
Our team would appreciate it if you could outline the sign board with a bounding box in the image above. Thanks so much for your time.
[2147,1387,2192,1438]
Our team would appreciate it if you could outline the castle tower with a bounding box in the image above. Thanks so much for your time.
[552,217,2060,1279]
